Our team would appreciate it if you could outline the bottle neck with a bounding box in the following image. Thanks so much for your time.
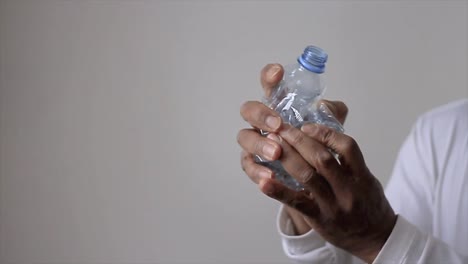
[298,45,327,73]
[297,59,325,74]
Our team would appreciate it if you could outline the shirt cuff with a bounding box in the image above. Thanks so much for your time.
[277,205,327,256]
[373,215,428,264]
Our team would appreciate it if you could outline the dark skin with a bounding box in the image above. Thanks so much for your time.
[237,64,397,263]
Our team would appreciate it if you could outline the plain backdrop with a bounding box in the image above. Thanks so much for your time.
[1,1,467,263]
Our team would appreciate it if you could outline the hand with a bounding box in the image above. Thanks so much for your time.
[237,64,349,234]
[237,64,396,263]
[260,123,396,263]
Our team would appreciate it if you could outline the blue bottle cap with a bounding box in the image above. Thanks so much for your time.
[297,45,328,74]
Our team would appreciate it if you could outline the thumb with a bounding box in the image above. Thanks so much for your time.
[318,100,348,125]
[260,64,284,98]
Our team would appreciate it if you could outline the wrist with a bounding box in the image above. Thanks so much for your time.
[352,214,398,263]
[284,206,312,235]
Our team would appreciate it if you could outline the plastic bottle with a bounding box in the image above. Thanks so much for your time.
[255,45,344,191]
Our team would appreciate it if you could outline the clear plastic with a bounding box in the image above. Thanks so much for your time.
[255,48,344,191]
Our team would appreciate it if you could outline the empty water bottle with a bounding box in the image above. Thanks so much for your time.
[255,45,344,191]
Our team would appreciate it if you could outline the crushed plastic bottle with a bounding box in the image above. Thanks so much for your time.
[255,45,344,191]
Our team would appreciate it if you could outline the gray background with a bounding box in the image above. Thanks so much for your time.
[1,0,467,263]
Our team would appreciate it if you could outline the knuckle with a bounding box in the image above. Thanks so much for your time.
[319,127,335,143]
[315,151,335,170]
[342,137,357,150]
[298,167,316,185]
[289,129,305,145]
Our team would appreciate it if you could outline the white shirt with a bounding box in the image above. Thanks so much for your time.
[277,99,468,263]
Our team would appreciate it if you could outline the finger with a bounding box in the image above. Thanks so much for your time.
[240,101,282,132]
[267,133,335,202]
[259,178,320,218]
[237,128,281,160]
[278,125,346,195]
[241,151,273,184]
[260,64,284,97]
[301,124,365,173]
[318,100,348,125]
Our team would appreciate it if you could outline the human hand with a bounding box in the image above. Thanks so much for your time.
[237,64,349,235]
[238,63,396,263]
[260,123,397,263]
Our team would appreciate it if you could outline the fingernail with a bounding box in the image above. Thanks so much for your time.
[266,116,281,130]
[259,170,272,179]
[268,65,281,78]
[267,133,281,143]
[301,124,318,134]
[263,143,277,160]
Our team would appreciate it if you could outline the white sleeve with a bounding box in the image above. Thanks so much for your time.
[277,205,364,264]
[385,117,435,234]
[379,111,468,263]
[278,205,468,264]
[373,215,468,264]
[278,107,467,263]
